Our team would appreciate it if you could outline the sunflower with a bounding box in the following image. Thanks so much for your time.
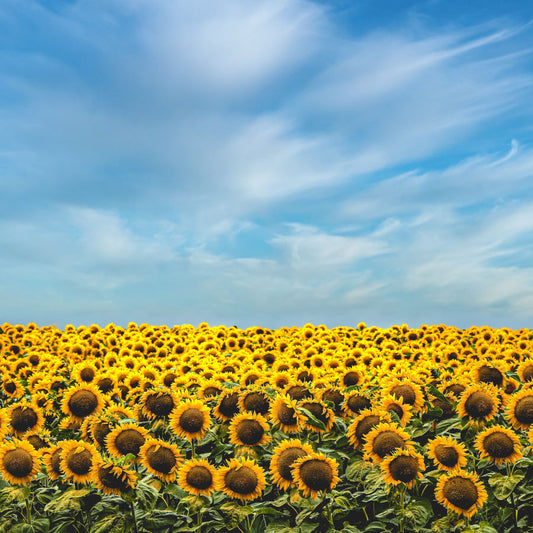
[270,395,303,434]
[381,448,425,488]
[216,457,266,502]
[291,453,340,499]
[270,439,314,490]
[347,409,390,449]
[170,400,211,441]
[43,444,63,481]
[518,360,533,383]
[457,384,500,424]
[139,438,183,482]
[343,391,373,418]
[383,379,425,413]
[73,361,98,384]
[238,389,271,416]
[272,371,291,390]
[427,436,467,472]
[199,380,223,400]
[25,430,51,453]
[285,382,313,401]
[2,377,24,398]
[6,401,44,436]
[0,439,40,485]
[141,389,177,420]
[229,413,270,447]
[178,458,217,497]
[319,387,344,416]
[106,423,149,461]
[435,471,488,518]
[341,368,364,388]
[298,400,335,433]
[60,440,98,484]
[363,422,414,464]
[475,425,522,466]
[505,388,533,430]
[61,383,105,422]
[213,389,241,422]
[91,457,136,496]
[379,394,413,426]
[472,361,506,388]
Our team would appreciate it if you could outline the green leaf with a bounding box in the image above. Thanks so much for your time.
[488,472,525,500]
[427,384,451,404]
[298,408,326,431]
[44,488,91,513]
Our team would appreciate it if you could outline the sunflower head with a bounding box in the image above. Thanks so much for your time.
[475,425,522,466]
[91,457,136,496]
[141,389,177,420]
[436,471,488,518]
[343,391,372,418]
[379,394,413,426]
[177,458,217,496]
[60,440,98,484]
[270,395,303,433]
[457,384,500,424]
[229,413,270,447]
[427,436,467,472]
[238,389,271,416]
[347,409,390,449]
[363,422,413,464]
[270,439,313,490]
[381,448,425,488]
[291,453,340,499]
[0,439,40,485]
[384,379,425,412]
[61,384,105,422]
[505,388,533,430]
[216,457,266,502]
[139,438,183,482]
[106,423,149,461]
[7,402,44,436]
[170,400,211,442]
[298,400,335,433]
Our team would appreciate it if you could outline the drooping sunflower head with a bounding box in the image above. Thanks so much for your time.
[229,413,271,447]
[139,438,183,482]
[291,453,340,500]
[475,425,522,466]
[381,448,425,488]
[270,438,314,490]
[270,395,303,434]
[43,443,63,481]
[505,388,533,430]
[319,387,344,415]
[363,422,413,464]
[216,457,266,502]
[473,362,505,388]
[436,471,488,518]
[0,439,40,486]
[61,383,105,422]
[213,389,241,422]
[177,458,217,496]
[170,400,211,441]
[238,389,271,416]
[25,430,51,453]
[343,391,373,418]
[91,457,136,496]
[141,389,177,420]
[106,422,149,461]
[60,440,98,484]
[457,384,500,424]
[427,436,467,472]
[347,409,391,449]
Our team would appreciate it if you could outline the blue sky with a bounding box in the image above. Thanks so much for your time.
[1,0,533,330]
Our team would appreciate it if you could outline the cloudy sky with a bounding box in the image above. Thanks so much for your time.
[1,0,533,330]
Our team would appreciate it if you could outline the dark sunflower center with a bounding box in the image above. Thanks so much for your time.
[522,366,533,382]
[434,444,459,467]
[179,408,205,433]
[68,390,99,418]
[343,371,361,387]
[97,378,114,393]
[483,432,515,458]
[242,392,270,415]
[432,399,453,417]
[299,459,333,491]
[4,381,16,394]
[93,422,111,447]
[286,386,312,401]
[27,435,48,450]
[145,394,175,417]
[277,403,298,426]
[10,407,38,432]
[186,465,213,489]
[389,385,416,406]
[514,396,533,424]
[97,465,130,491]
[321,390,344,412]
[146,445,176,474]
[163,373,178,387]
[347,395,371,414]
[51,448,62,475]
[355,415,380,441]
[464,391,494,419]
[443,477,478,510]
[114,429,146,455]
[372,431,406,458]
[203,386,221,398]
[387,403,404,419]
[225,466,258,495]
[276,448,307,481]
[477,366,503,386]
[301,402,328,424]
[236,420,264,445]
[445,384,466,396]
[66,449,93,475]
[388,455,419,482]
[80,368,95,382]
[218,393,239,418]
[3,449,33,478]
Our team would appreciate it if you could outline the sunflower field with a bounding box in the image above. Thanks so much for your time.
[0,321,532,533]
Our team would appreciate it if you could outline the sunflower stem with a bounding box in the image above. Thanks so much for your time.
[25,497,32,525]
[130,500,139,533]
[191,440,196,459]
[398,485,406,533]
[510,490,518,530]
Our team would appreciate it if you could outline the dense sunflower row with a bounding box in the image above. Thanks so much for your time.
[0,321,532,532]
